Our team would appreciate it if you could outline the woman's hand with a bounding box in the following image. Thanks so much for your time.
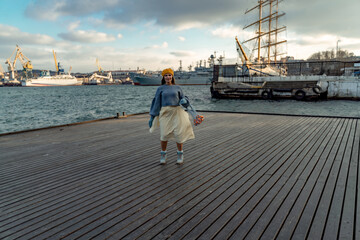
[149,116,154,128]
[180,97,189,108]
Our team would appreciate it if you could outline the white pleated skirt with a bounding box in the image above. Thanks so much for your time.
[150,106,195,143]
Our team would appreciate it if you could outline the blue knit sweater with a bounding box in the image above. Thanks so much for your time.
[149,84,184,117]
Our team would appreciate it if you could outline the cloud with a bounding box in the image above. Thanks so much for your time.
[25,0,251,28]
[0,24,56,45]
[25,0,121,20]
[149,42,168,49]
[211,25,244,39]
[288,34,338,46]
[68,21,81,31]
[24,0,65,20]
[58,30,116,43]
[101,0,248,29]
[5,0,359,73]
[170,51,195,57]
[283,0,360,38]
[173,22,207,31]
[24,0,360,39]
[287,32,360,58]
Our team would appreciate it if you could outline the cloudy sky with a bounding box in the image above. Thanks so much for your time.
[0,0,359,73]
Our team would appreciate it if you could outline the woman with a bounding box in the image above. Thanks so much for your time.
[149,68,195,165]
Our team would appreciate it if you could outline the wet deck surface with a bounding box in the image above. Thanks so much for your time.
[0,112,359,240]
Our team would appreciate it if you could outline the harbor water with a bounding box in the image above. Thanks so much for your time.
[1,85,360,134]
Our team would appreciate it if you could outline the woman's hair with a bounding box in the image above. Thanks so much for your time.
[161,76,176,85]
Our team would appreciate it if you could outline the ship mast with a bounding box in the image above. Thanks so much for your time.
[258,0,262,62]
[268,1,272,63]
[274,0,279,62]
[243,0,286,64]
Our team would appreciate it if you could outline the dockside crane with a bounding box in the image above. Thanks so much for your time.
[53,49,65,74]
[5,47,18,80]
[5,45,33,79]
[0,64,5,79]
[96,58,104,73]
[16,46,33,78]
[235,36,250,67]
[88,58,113,84]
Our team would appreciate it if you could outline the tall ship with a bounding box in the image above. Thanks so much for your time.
[211,0,360,100]
[132,54,223,86]
[21,50,78,87]
[235,0,287,77]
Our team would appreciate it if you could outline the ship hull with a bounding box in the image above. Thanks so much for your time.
[22,75,79,87]
[211,75,360,100]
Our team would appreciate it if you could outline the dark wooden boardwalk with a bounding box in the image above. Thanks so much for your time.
[0,112,359,240]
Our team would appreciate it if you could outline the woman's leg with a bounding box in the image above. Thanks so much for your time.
[176,142,183,151]
[161,141,168,151]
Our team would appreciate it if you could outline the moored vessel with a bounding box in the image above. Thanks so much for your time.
[133,55,222,86]
[211,0,360,100]
[21,49,79,87]
[21,70,79,87]
[133,71,212,86]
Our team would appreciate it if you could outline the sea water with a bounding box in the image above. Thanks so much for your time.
[1,85,359,134]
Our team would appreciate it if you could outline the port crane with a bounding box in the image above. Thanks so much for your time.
[52,49,73,75]
[0,64,5,79]
[96,58,104,73]
[235,36,250,67]
[5,45,33,80]
[88,58,113,84]
[52,49,65,74]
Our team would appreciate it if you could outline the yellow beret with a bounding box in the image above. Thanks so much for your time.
[161,68,174,76]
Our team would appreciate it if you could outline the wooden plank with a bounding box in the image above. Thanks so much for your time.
[288,118,349,239]
[357,119,360,240]
[0,112,359,240]
[0,115,225,237]
[174,118,325,239]
[306,118,353,239]
[14,114,300,238]
[236,118,341,240]
[338,119,359,240]
[322,118,356,239]
[109,117,310,240]
[207,118,334,240]
[66,115,301,239]
[270,118,345,240]
[0,114,272,238]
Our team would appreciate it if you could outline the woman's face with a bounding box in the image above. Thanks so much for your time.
[164,74,173,85]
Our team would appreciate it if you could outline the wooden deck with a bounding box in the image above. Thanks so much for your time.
[0,112,359,240]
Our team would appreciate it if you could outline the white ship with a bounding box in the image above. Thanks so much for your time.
[21,49,79,87]
[21,70,78,87]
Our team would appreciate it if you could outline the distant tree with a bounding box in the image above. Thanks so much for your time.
[307,49,356,60]
[337,49,355,59]
[330,49,335,59]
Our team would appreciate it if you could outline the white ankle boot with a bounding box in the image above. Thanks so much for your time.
[177,151,184,165]
[160,151,167,165]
